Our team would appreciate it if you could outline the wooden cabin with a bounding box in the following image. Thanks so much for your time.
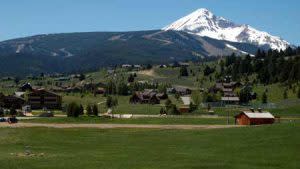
[0,93,25,109]
[130,90,160,104]
[25,89,62,109]
[167,87,192,95]
[235,110,275,125]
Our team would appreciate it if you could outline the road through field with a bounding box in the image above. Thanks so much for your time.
[0,123,241,130]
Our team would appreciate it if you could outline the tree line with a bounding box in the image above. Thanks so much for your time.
[222,46,300,84]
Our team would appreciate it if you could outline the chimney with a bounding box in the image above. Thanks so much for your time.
[258,108,262,113]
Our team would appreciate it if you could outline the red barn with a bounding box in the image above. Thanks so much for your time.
[235,110,275,125]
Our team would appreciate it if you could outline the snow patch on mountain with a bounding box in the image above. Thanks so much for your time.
[16,44,25,53]
[226,44,254,56]
[59,48,73,58]
[163,8,290,50]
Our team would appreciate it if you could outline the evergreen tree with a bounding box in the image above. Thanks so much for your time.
[239,85,252,103]
[106,80,117,95]
[106,96,118,108]
[127,74,135,83]
[67,102,80,117]
[179,66,189,76]
[86,105,93,116]
[262,92,268,104]
[283,89,288,99]
[79,74,86,81]
[159,107,166,115]
[167,104,180,115]
[92,104,99,116]
[79,104,84,115]
[0,108,4,117]
[117,81,129,95]
[165,99,172,111]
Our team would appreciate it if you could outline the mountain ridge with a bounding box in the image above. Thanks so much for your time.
[163,8,290,50]
[0,30,266,76]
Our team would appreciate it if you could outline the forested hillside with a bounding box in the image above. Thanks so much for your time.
[222,47,300,84]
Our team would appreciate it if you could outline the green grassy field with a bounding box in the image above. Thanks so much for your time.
[21,116,236,125]
[0,123,299,169]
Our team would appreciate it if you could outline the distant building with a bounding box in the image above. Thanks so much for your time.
[168,86,192,95]
[215,76,242,104]
[0,93,25,109]
[178,62,190,67]
[159,64,167,68]
[134,65,142,69]
[94,87,106,95]
[221,96,240,104]
[19,83,33,92]
[130,89,160,104]
[235,110,275,125]
[25,89,62,109]
[122,64,132,68]
[179,107,190,113]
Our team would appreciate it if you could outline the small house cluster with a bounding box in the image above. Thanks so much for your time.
[215,76,241,104]
[0,83,62,111]
[130,89,168,104]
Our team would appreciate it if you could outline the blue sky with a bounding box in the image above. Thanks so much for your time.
[0,0,299,45]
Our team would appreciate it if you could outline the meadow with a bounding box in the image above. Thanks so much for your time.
[0,123,299,169]
[21,116,235,125]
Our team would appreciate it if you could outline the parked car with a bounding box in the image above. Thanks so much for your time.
[0,118,6,122]
[7,117,18,124]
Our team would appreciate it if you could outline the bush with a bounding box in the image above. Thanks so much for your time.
[67,102,81,117]
[106,96,118,108]
[167,104,180,115]
[189,102,198,112]
[9,106,17,116]
[159,107,166,115]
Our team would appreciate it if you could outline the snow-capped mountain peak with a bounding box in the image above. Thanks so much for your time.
[163,8,290,50]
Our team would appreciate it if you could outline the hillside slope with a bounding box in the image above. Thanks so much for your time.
[0,30,265,76]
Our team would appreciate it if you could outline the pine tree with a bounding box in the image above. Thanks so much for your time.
[67,102,80,117]
[283,89,288,99]
[179,66,189,76]
[92,104,99,116]
[79,104,84,115]
[128,74,135,83]
[86,105,93,116]
[0,108,4,117]
[262,92,268,104]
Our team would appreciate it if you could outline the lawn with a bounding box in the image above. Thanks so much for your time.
[63,93,183,115]
[21,116,235,125]
[0,123,299,169]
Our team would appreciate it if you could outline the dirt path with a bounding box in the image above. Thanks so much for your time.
[0,123,241,130]
[137,69,162,78]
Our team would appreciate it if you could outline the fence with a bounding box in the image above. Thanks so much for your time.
[201,102,278,109]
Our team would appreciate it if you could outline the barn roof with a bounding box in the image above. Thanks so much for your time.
[242,111,275,119]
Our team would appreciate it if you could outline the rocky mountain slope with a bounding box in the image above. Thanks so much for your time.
[163,8,290,50]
